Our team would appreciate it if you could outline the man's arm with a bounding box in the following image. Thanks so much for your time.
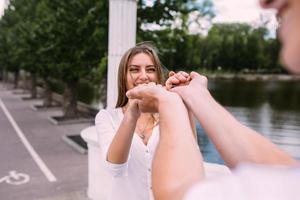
[172,72,297,168]
[127,85,204,200]
[166,71,197,140]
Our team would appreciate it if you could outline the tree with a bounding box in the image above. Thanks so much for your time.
[14,0,40,98]
[202,23,277,72]
[0,0,108,116]
[0,2,23,88]
[42,0,108,118]
[137,0,215,71]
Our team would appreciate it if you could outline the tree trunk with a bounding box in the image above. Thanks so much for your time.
[0,69,3,81]
[13,70,19,89]
[63,80,78,118]
[3,70,8,82]
[42,77,53,107]
[30,72,37,98]
[23,72,31,91]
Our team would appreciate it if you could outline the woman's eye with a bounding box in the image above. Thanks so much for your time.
[129,68,139,73]
[147,68,156,72]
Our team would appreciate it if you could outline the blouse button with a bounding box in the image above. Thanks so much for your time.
[146,150,149,153]
[148,168,151,172]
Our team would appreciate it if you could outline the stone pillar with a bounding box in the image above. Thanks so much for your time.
[81,1,137,199]
[106,0,137,108]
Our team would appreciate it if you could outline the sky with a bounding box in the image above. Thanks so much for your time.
[213,0,273,23]
[212,0,278,32]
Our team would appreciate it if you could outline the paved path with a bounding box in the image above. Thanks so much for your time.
[0,83,93,200]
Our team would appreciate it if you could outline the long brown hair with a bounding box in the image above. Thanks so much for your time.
[115,42,166,108]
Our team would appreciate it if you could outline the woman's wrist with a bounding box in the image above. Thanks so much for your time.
[124,109,139,122]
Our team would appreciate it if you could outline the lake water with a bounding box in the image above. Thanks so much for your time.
[80,78,300,164]
[197,80,300,164]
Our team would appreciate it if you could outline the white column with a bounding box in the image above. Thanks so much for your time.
[81,1,137,199]
[107,0,137,108]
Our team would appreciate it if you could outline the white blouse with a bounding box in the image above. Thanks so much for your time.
[95,107,157,200]
[95,107,231,200]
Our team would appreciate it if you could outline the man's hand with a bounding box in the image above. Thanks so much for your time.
[170,71,208,97]
[165,71,190,90]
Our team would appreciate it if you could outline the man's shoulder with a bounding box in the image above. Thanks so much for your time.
[184,164,300,200]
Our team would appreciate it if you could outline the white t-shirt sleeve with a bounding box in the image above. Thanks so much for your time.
[183,175,245,200]
[184,164,300,200]
[95,109,129,177]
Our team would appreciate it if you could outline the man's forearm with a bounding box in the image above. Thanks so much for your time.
[152,94,204,200]
[184,90,296,168]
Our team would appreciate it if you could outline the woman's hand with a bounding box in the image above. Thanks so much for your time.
[125,99,141,120]
[127,82,180,113]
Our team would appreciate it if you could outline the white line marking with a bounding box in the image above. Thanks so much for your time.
[0,170,30,185]
[0,98,57,182]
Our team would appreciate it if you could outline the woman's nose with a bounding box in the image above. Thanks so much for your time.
[139,70,149,80]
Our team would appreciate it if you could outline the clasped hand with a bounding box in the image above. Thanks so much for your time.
[126,71,208,113]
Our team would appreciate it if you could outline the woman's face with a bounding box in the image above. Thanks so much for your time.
[126,53,158,90]
[261,0,300,74]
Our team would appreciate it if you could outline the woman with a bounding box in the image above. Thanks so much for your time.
[95,43,226,200]
[95,43,164,200]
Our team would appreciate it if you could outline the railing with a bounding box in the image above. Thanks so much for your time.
[81,126,112,200]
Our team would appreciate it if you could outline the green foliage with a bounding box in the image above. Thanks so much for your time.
[0,0,108,116]
[137,0,214,31]
[136,1,281,73]
[0,0,23,73]
[200,23,282,72]
[0,0,108,82]
[137,0,215,71]
[137,19,282,73]
[39,0,108,82]
[90,54,108,84]
[0,0,284,93]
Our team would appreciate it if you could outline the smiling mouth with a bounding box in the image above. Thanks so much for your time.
[133,82,150,86]
[265,0,274,4]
